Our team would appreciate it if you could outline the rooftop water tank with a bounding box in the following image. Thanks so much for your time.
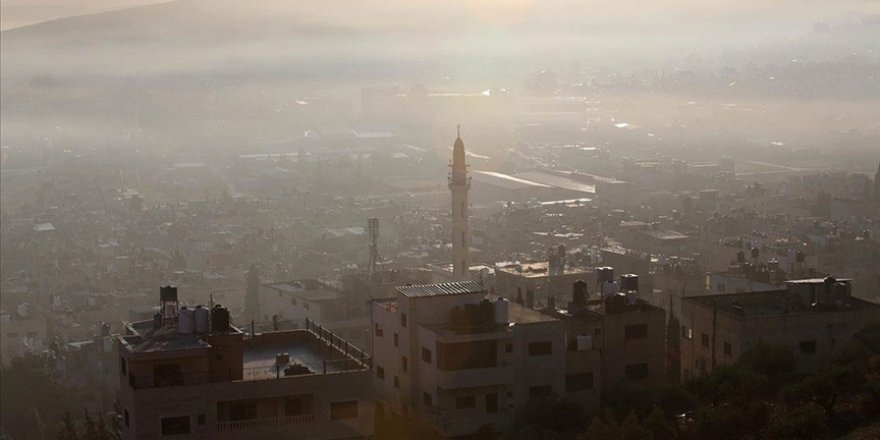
[597,267,614,285]
[211,305,230,333]
[194,306,209,334]
[620,274,639,292]
[494,298,509,325]
[179,307,195,334]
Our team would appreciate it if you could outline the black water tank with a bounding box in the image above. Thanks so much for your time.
[572,280,588,305]
[597,267,614,285]
[160,285,178,302]
[620,274,639,292]
[211,305,230,333]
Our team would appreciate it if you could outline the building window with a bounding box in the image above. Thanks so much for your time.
[505,344,513,353]
[120,357,126,375]
[528,341,552,356]
[393,333,399,347]
[528,385,553,398]
[303,302,309,310]
[701,333,710,348]
[330,401,359,420]
[376,366,385,380]
[624,324,648,340]
[401,313,407,328]
[228,402,257,421]
[421,347,432,364]
[401,356,408,372]
[285,396,311,416]
[566,373,594,391]
[393,376,399,388]
[197,414,205,425]
[124,409,130,427]
[160,416,190,436]
[486,393,499,413]
[723,342,732,356]
[800,340,817,354]
[625,363,649,381]
[456,395,476,409]
[681,326,693,340]
[374,324,383,337]
[717,283,726,293]
[423,392,433,407]
[461,231,466,247]
[291,297,297,305]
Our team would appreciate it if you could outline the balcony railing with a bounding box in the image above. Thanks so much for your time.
[129,371,209,389]
[217,414,315,431]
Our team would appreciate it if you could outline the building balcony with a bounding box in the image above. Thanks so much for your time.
[437,365,514,389]
[217,414,315,432]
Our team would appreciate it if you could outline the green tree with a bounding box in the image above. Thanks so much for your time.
[1,356,73,440]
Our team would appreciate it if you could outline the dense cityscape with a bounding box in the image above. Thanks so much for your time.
[1,1,879,440]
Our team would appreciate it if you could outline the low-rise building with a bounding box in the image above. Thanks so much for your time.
[371,281,566,438]
[118,286,373,440]
[680,277,880,379]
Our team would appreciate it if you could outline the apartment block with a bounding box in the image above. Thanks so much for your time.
[118,286,373,440]
[371,281,565,438]
[681,277,880,379]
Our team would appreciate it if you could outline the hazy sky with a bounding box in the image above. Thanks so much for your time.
[1,0,877,31]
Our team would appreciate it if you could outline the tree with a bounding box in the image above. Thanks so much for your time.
[1,356,73,440]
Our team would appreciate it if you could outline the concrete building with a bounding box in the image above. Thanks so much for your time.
[371,281,565,437]
[494,245,596,307]
[551,277,667,395]
[258,279,371,350]
[449,128,472,280]
[118,286,373,440]
[680,277,880,379]
[0,304,47,366]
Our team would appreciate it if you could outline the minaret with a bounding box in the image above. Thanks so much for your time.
[449,126,471,279]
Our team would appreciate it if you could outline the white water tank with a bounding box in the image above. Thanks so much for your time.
[494,298,509,325]
[576,334,593,351]
[194,306,209,334]
[179,307,195,334]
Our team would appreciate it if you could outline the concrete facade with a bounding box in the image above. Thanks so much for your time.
[118,288,373,440]
[680,278,880,379]
[371,281,565,438]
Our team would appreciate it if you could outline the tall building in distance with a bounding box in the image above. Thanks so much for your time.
[449,126,471,279]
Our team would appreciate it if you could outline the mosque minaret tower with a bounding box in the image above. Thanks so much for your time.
[449,126,471,279]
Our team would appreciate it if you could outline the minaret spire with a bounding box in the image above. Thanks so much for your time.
[449,127,471,279]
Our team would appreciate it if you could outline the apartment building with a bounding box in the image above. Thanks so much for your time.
[680,277,880,379]
[118,286,373,440]
[494,245,597,307]
[258,279,370,349]
[550,277,666,410]
[371,281,565,438]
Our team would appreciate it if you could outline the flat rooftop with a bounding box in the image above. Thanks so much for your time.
[263,280,341,301]
[684,290,879,319]
[508,301,557,323]
[513,171,596,194]
[241,330,366,380]
[121,320,227,354]
[397,281,485,298]
[496,261,594,278]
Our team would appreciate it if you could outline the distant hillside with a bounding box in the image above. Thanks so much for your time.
[0,0,480,79]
